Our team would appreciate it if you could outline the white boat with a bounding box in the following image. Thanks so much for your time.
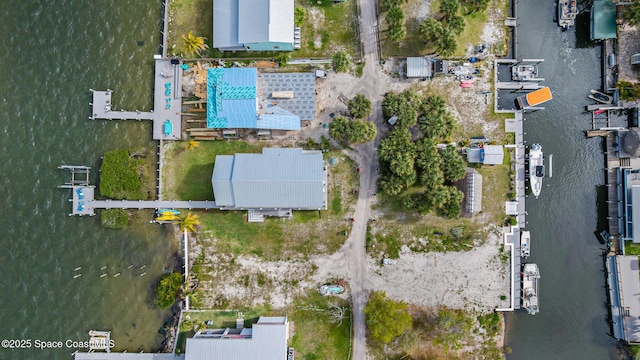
[520,230,531,259]
[511,64,538,81]
[588,89,613,104]
[522,263,540,315]
[529,144,544,198]
[558,0,578,30]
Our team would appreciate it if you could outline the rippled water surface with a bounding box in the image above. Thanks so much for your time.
[0,1,177,358]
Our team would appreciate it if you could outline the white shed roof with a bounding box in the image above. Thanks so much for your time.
[406,57,432,78]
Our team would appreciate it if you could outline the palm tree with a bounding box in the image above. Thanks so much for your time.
[178,212,200,234]
[182,31,208,57]
[186,139,200,151]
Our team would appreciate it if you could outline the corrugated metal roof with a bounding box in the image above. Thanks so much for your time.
[213,0,241,48]
[406,57,432,78]
[211,148,326,209]
[238,0,270,44]
[185,322,287,360]
[237,0,294,44]
[483,145,504,165]
[269,0,294,43]
[212,155,236,206]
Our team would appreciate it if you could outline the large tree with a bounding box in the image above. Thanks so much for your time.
[439,0,460,20]
[439,145,467,182]
[154,272,183,309]
[348,94,373,120]
[460,0,489,14]
[178,212,200,234]
[364,291,413,345]
[386,7,406,43]
[329,116,377,144]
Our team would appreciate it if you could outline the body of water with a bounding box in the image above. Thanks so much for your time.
[505,0,620,359]
[0,1,178,359]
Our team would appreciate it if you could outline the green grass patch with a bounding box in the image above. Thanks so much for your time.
[289,290,351,359]
[625,241,640,256]
[295,0,360,58]
[167,0,214,57]
[100,209,129,229]
[476,164,511,225]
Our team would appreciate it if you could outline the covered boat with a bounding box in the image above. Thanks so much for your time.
[522,263,540,315]
[528,144,544,198]
[516,87,553,109]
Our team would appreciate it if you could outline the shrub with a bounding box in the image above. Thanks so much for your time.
[154,272,183,309]
[333,51,352,73]
[99,148,147,200]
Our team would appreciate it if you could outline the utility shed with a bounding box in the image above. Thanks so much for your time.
[467,145,504,165]
[406,57,432,78]
[212,148,328,210]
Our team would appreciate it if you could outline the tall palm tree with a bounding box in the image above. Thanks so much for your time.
[186,139,200,151]
[182,31,208,58]
[178,212,200,234]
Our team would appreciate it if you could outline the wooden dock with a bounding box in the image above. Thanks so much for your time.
[605,131,621,254]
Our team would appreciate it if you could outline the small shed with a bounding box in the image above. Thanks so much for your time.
[406,57,432,78]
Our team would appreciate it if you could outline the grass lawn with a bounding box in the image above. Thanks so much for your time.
[162,142,359,260]
[625,241,640,256]
[167,0,214,57]
[289,290,351,359]
[295,0,360,58]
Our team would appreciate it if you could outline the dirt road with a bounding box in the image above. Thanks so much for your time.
[349,0,384,357]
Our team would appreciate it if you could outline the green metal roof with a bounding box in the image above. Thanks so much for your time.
[591,0,617,40]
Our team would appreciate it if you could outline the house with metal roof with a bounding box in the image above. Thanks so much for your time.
[214,0,295,51]
[207,68,305,131]
[607,255,640,344]
[185,316,289,360]
[212,148,328,212]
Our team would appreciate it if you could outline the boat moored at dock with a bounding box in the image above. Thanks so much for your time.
[511,64,538,81]
[522,263,540,315]
[588,89,613,104]
[515,86,553,109]
[528,144,544,198]
[521,230,531,259]
[558,0,578,30]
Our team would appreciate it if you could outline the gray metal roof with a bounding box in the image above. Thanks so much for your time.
[614,256,640,343]
[214,0,241,49]
[211,148,327,209]
[74,353,184,360]
[185,321,287,360]
[212,155,236,206]
[237,0,294,45]
[483,145,504,165]
[406,57,432,78]
[258,72,316,120]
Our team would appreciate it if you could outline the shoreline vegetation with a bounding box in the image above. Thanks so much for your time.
[139,0,514,357]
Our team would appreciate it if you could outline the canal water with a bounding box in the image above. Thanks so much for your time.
[505,0,621,359]
[0,1,178,359]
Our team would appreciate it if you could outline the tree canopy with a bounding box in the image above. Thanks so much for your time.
[364,291,413,345]
[99,148,147,200]
[348,94,373,120]
[178,212,200,234]
[329,116,377,144]
[386,7,406,43]
[154,272,183,309]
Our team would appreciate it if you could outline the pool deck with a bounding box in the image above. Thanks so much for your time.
[90,59,183,140]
